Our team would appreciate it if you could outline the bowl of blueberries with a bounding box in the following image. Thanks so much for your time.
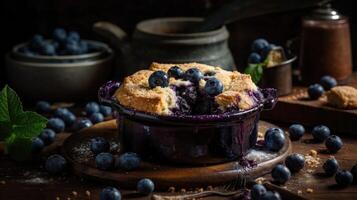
[6,28,114,101]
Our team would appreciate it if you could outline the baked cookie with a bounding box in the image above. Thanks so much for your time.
[115,62,262,115]
[326,86,357,109]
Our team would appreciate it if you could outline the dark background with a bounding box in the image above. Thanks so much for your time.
[0,0,355,87]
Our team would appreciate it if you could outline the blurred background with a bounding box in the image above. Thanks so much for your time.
[0,0,355,87]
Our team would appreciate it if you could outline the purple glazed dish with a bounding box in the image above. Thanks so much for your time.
[98,81,277,165]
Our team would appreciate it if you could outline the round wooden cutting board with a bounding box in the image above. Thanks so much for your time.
[62,120,291,190]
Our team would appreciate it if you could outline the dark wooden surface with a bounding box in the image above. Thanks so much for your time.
[1,120,357,199]
[262,73,357,134]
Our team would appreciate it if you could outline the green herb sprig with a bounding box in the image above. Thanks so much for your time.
[0,85,47,161]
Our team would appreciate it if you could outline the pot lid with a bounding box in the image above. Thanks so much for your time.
[308,4,342,20]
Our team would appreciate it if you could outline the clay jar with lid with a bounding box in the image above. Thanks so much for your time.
[299,4,352,84]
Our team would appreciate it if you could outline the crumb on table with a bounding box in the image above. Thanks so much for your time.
[306,188,314,193]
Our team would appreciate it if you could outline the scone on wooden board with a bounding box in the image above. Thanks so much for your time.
[326,86,357,109]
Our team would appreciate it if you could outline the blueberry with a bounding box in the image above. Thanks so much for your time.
[95,152,114,170]
[137,178,155,195]
[116,152,141,171]
[39,42,56,56]
[29,34,45,50]
[32,137,44,153]
[100,105,112,117]
[62,112,76,126]
[335,170,353,187]
[264,128,286,152]
[184,68,203,84]
[74,119,93,131]
[47,118,65,133]
[168,66,184,79]
[323,157,339,176]
[251,38,269,53]
[271,164,291,184]
[260,191,282,200]
[250,184,267,200]
[45,154,67,175]
[79,41,88,54]
[312,125,330,142]
[325,135,343,153]
[100,187,121,200]
[351,164,357,184]
[90,137,110,154]
[320,75,337,90]
[90,113,104,124]
[67,31,80,41]
[19,46,35,56]
[285,153,305,173]
[204,77,224,96]
[288,124,305,141]
[36,101,51,114]
[148,71,169,88]
[65,42,82,55]
[39,129,56,145]
[248,52,262,64]
[308,84,325,100]
[85,102,100,115]
[54,108,70,119]
[261,44,274,59]
[53,28,67,42]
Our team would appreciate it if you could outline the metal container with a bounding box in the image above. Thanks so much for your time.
[98,81,277,165]
[93,18,236,80]
[6,40,114,101]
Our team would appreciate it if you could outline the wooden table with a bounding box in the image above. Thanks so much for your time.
[0,122,357,200]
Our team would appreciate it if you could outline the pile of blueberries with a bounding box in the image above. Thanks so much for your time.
[307,75,337,100]
[32,101,113,154]
[247,38,276,64]
[19,28,98,56]
[90,136,155,199]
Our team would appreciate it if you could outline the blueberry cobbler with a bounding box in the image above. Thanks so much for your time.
[115,62,263,116]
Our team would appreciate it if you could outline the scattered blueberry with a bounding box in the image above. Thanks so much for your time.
[184,68,203,84]
[47,118,65,133]
[53,28,67,42]
[74,119,93,131]
[351,164,357,184]
[260,191,282,200]
[95,152,114,170]
[335,170,353,187]
[271,164,291,184]
[67,31,80,41]
[248,52,262,64]
[116,152,141,171]
[100,105,112,117]
[90,112,104,124]
[264,128,286,152]
[312,125,330,142]
[168,66,184,79]
[39,129,56,145]
[308,84,325,100]
[62,111,76,126]
[320,75,337,90]
[261,44,274,59]
[90,137,110,154]
[36,101,51,114]
[323,157,339,176]
[85,102,100,115]
[137,178,155,195]
[288,124,305,141]
[39,42,56,56]
[65,42,82,55]
[148,71,169,88]
[45,154,67,175]
[54,108,70,118]
[29,34,45,50]
[325,135,343,153]
[100,187,121,200]
[251,38,269,53]
[285,154,305,173]
[250,184,267,200]
[204,77,224,96]
[32,137,44,153]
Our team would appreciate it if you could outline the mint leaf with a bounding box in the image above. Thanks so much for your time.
[244,64,263,84]
[0,85,23,122]
[0,85,48,161]
[5,134,33,161]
